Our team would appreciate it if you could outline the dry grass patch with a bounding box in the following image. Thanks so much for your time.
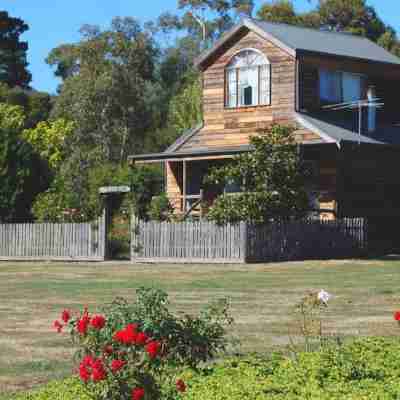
[0,259,400,395]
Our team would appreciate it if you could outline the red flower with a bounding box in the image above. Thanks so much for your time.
[53,320,63,333]
[92,359,107,382]
[176,379,186,393]
[135,332,149,346]
[61,310,71,323]
[145,341,161,359]
[79,364,90,383]
[90,315,106,330]
[103,345,114,356]
[111,359,126,373]
[114,323,138,345]
[394,311,400,321]
[79,356,106,382]
[77,312,90,335]
[82,355,94,367]
[132,387,145,400]
[79,356,94,383]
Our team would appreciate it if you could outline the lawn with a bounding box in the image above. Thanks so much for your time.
[0,259,399,396]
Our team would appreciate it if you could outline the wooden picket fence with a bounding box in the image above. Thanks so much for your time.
[131,217,367,263]
[0,214,106,261]
[131,219,246,263]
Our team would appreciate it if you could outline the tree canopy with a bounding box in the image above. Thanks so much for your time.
[0,11,31,88]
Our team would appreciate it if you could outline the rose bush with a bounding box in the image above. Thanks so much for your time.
[53,288,233,400]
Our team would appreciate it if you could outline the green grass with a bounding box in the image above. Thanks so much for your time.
[0,259,400,396]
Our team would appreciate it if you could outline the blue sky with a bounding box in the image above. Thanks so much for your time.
[2,0,399,93]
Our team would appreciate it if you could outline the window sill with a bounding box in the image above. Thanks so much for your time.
[224,104,272,110]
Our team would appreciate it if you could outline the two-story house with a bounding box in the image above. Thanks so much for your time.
[129,18,400,221]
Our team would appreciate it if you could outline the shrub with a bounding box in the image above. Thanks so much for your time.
[52,287,233,400]
[148,194,173,221]
[10,337,400,400]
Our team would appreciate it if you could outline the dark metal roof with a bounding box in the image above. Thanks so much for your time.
[128,145,252,163]
[251,19,400,65]
[196,18,400,68]
[298,112,400,146]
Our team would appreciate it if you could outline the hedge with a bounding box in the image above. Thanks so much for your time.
[9,337,400,400]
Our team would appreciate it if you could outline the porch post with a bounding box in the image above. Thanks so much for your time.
[182,160,187,213]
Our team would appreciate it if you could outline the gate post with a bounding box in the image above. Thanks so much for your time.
[99,186,131,260]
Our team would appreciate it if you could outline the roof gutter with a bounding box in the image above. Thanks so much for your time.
[295,113,340,148]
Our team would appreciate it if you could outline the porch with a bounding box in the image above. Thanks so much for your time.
[129,146,250,217]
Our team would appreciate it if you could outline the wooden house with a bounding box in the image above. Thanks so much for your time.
[129,18,400,221]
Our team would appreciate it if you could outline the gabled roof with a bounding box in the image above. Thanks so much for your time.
[195,18,400,69]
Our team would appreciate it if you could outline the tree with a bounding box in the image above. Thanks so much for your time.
[50,18,158,163]
[23,119,74,170]
[168,74,202,133]
[257,0,300,25]
[0,11,31,88]
[0,83,53,128]
[0,103,48,222]
[205,125,309,224]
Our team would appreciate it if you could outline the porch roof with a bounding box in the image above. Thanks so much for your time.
[128,145,252,164]
[128,142,333,165]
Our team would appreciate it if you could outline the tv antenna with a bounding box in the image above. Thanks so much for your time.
[322,89,384,144]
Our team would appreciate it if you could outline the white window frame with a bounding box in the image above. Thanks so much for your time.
[225,48,271,108]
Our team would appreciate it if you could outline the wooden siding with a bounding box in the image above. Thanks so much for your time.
[180,30,304,151]
[166,162,182,211]
[338,143,400,217]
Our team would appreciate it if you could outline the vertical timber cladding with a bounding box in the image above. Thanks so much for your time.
[338,142,400,218]
[184,29,318,151]
[166,161,183,212]
[304,144,339,219]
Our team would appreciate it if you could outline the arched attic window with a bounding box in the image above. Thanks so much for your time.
[225,49,271,108]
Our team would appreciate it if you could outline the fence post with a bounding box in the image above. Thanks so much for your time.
[240,221,248,263]
[131,213,141,262]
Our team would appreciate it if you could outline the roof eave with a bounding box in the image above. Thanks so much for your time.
[194,18,296,70]
[297,49,400,69]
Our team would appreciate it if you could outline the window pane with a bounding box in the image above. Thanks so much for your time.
[260,64,271,105]
[319,69,341,103]
[227,69,237,107]
[343,73,362,102]
[239,67,259,106]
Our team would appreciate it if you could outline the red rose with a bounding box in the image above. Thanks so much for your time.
[114,324,138,345]
[82,355,94,367]
[61,310,71,323]
[135,332,149,346]
[145,341,161,359]
[111,359,126,373]
[53,320,63,333]
[176,379,186,393]
[132,387,145,400]
[103,345,114,356]
[79,364,90,382]
[394,311,400,321]
[77,315,90,335]
[90,315,106,330]
[92,359,107,382]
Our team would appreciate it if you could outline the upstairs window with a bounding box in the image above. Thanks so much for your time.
[225,49,271,108]
[319,69,365,104]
